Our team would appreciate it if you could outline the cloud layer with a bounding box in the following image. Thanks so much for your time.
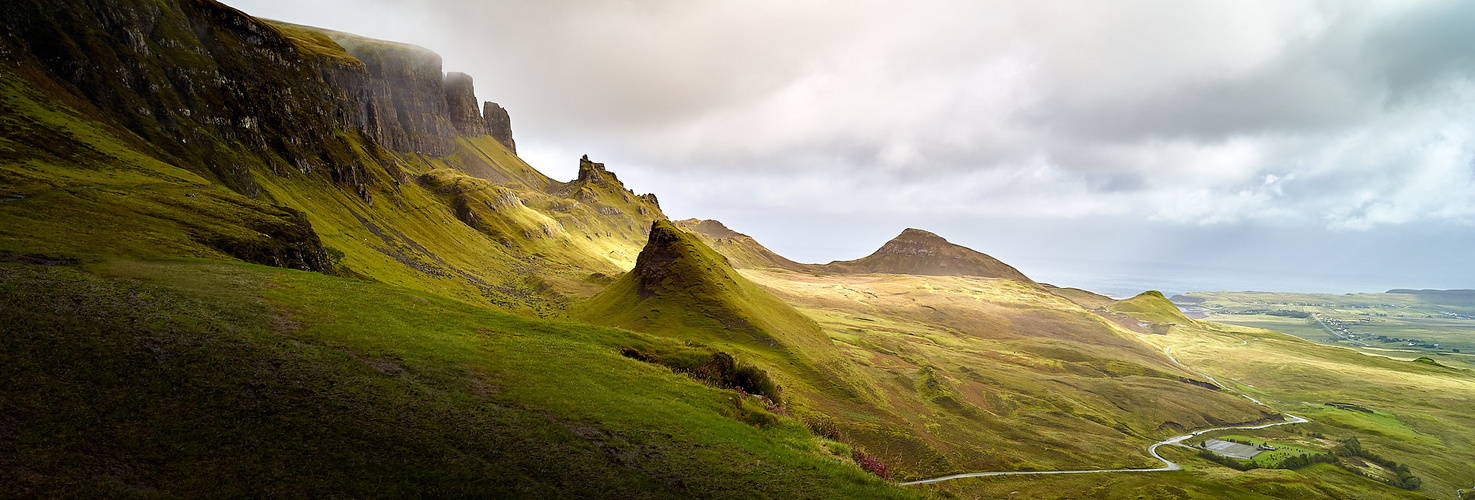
[226,0,1475,290]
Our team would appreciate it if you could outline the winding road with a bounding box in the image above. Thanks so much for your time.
[901,342,1307,486]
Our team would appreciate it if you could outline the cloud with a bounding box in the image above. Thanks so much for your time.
[222,0,1475,288]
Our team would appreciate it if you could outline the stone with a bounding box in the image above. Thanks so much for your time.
[443,72,487,137]
[483,101,516,154]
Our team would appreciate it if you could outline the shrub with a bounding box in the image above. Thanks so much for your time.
[852,450,892,480]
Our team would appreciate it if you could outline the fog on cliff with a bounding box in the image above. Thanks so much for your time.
[224,0,1475,295]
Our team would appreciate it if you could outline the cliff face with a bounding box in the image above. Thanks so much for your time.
[483,101,516,154]
[0,0,536,277]
[443,72,487,137]
[0,0,366,196]
[0,0,516,193]
[321,31,458,157]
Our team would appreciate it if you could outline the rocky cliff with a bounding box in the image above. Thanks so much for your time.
[318,29,457,157]
[0,0,518,197]
[0,0,576,291]
[483,101,516,154]
[443,72,486,137]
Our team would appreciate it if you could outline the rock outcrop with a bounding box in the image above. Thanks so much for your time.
[574,155,618,185]
[483,102,516,154]
[823,228,1033,282]
[443,72,487,137]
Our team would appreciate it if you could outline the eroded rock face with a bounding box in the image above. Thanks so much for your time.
[325,33,457,156]
[575,155,619,185]
[631,221,689,298]
[0,0,527,188]
[443,72,486,137]
[483,101,516,154]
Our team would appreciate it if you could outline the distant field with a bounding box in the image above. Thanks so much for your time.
[1177,291,1475,370]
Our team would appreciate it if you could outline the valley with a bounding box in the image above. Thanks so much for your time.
[1177,291,1475,370]
[0,1,1471,498]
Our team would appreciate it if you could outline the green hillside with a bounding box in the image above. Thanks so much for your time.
[1110,290,1195,325]
[675,218,815,271]
[0,258,907,498]
[1,0,1469,497]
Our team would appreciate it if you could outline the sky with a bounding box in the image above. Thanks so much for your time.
[223,0,1475,296]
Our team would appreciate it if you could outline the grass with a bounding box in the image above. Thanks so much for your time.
[4,3,1472,496]
[1109,290,1193,325]
[0,258,918,498]
[734,269,1274,480]
[1129,320,1475,497]
[1205,433,1323,467]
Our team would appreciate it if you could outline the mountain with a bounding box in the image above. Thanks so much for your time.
[823,228,1033,282]
[674,218,813,271]
[0,0,667,314]
[3,1,1470,498]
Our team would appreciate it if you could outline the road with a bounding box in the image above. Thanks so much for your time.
[900,342,1307,486]
[899,414,1306,485]
[1312,313,1371,346]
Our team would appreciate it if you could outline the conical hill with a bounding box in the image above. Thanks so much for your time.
[1108,290,1194,325]
[576,220,829,354]
[823,228,1033,282]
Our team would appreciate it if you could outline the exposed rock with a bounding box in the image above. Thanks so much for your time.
[483,101,516,153]
[324,31,457,156]
[630,221,714,298]
[575,155,619,185]
[443,72,486,137]
[639,193,660,210]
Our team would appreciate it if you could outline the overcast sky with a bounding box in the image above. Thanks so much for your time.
[224,0,1475,295]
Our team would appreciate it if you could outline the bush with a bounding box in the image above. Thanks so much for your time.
[1334,437,1422,490]
[1270,452,1337,470]
[852,450,892,480]
[620,347,784,406]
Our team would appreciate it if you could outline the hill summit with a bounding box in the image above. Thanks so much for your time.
[824,228,1032,282]
[578,221,827,353]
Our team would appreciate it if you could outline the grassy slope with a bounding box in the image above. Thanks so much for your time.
[0,18,660,316]
[741,269,1276,479]
[574,222,848,407]
[0,258,914,498]
[4,4,1466,498]
[1123,321,1472,498]
[902,323,1453,499]
[674,218,815,272]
